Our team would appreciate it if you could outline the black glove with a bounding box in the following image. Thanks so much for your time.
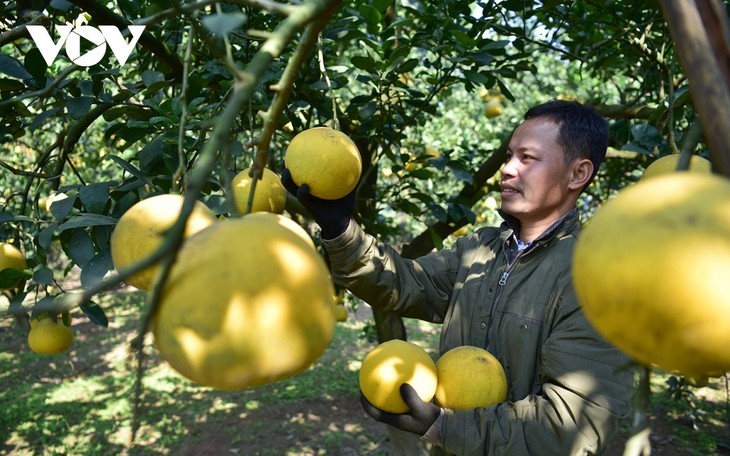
[360,383,442,436]
[281,168,355,240]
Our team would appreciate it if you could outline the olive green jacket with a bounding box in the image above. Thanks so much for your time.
[322,209,635,455]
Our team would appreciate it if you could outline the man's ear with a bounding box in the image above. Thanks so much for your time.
[568,158,594,190]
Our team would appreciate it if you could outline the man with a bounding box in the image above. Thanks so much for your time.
[283,100,635,455]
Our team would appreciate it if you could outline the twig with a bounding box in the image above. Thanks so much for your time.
[172,17,198,193]
[318,32,339,130]
[676,121,704,171]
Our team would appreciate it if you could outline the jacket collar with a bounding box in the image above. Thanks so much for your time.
[498,207,580,247]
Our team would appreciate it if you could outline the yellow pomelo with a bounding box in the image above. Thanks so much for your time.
[152,212,336,390]
[0,243,27,290]
[110,194,216,290]
[434,346,507,409]
[284,127,362,200]
[231,167,286,214]
[28,316,73,354]
[334,305,348,322]
[573,173,730,375]
[359,339,438,413]
[641,154,712,180]
[485,99,503,118]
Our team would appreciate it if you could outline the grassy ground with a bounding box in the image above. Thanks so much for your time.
[1,290,728,455]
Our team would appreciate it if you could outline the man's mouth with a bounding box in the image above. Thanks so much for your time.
[501,183,521,194]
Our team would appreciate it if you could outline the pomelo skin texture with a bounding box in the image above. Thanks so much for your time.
[152,213,336,390]
[359,339,438,413]
[284,127,362,200]
[434,346,508,410]
[573,173,730,376]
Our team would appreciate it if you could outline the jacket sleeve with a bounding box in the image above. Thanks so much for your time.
[322,220,463,323]
[438,287,635,455]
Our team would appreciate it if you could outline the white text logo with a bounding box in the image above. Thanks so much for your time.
[26,15,145,67]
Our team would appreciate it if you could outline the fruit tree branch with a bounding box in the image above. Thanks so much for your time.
[247,8,339,214]
[659,0,730,176]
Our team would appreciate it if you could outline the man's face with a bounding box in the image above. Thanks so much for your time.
[500,117,576,227]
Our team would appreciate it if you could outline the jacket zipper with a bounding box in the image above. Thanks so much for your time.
[484,241,538,346]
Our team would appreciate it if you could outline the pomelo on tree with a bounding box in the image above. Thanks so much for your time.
[0,242,27,290]
[359,339,438,413]
[284,127,362,200]
[231,167,286,214]
[28,314,73,355]
[573,173,730,375]
[641,154,712,180]
[152,212,336,390]
[110,194,216,290]
[434,346,508,410]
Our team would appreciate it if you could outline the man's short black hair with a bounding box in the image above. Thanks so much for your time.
[524,100,608,187]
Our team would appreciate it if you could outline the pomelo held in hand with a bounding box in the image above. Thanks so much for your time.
[573,173,730,375]
[152,212,336,390]
[434,346,507,409]
[110,194,216,290]
[359,339,437,413]
[284,127,362,200]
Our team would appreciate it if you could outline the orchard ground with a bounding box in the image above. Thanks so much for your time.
[1,288,728,455]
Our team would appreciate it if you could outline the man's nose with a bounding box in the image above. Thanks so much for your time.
[501,157,518,178]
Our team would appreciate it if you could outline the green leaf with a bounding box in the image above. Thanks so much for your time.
[428,228,444,251]
[447,162,474,184]
[67,229,96,266]
[0,267,30,288]
[141,70,165,88]
[107,154,157,187]
[24,48,47,80]
[0,54,32,80]
[80,301,108,327]
[29,106,63,133]
[429,203,448,223]
[351,55,379,72]
[58,214,118,232]
[358,101,378,120]
[0,78,25,90]
[202,12,247,36]
[37,223,58,249]
[358,4,382,32]
[7,291,27,315]
[33,266,54,286]
[67,96,94,119]
[49,193,77,220]
[462,70,491,85]
[79,182,110,214]
[631,124,663,148]
[80,250,113,290]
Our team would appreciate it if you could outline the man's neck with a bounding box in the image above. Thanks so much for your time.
[517,210,573,243]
